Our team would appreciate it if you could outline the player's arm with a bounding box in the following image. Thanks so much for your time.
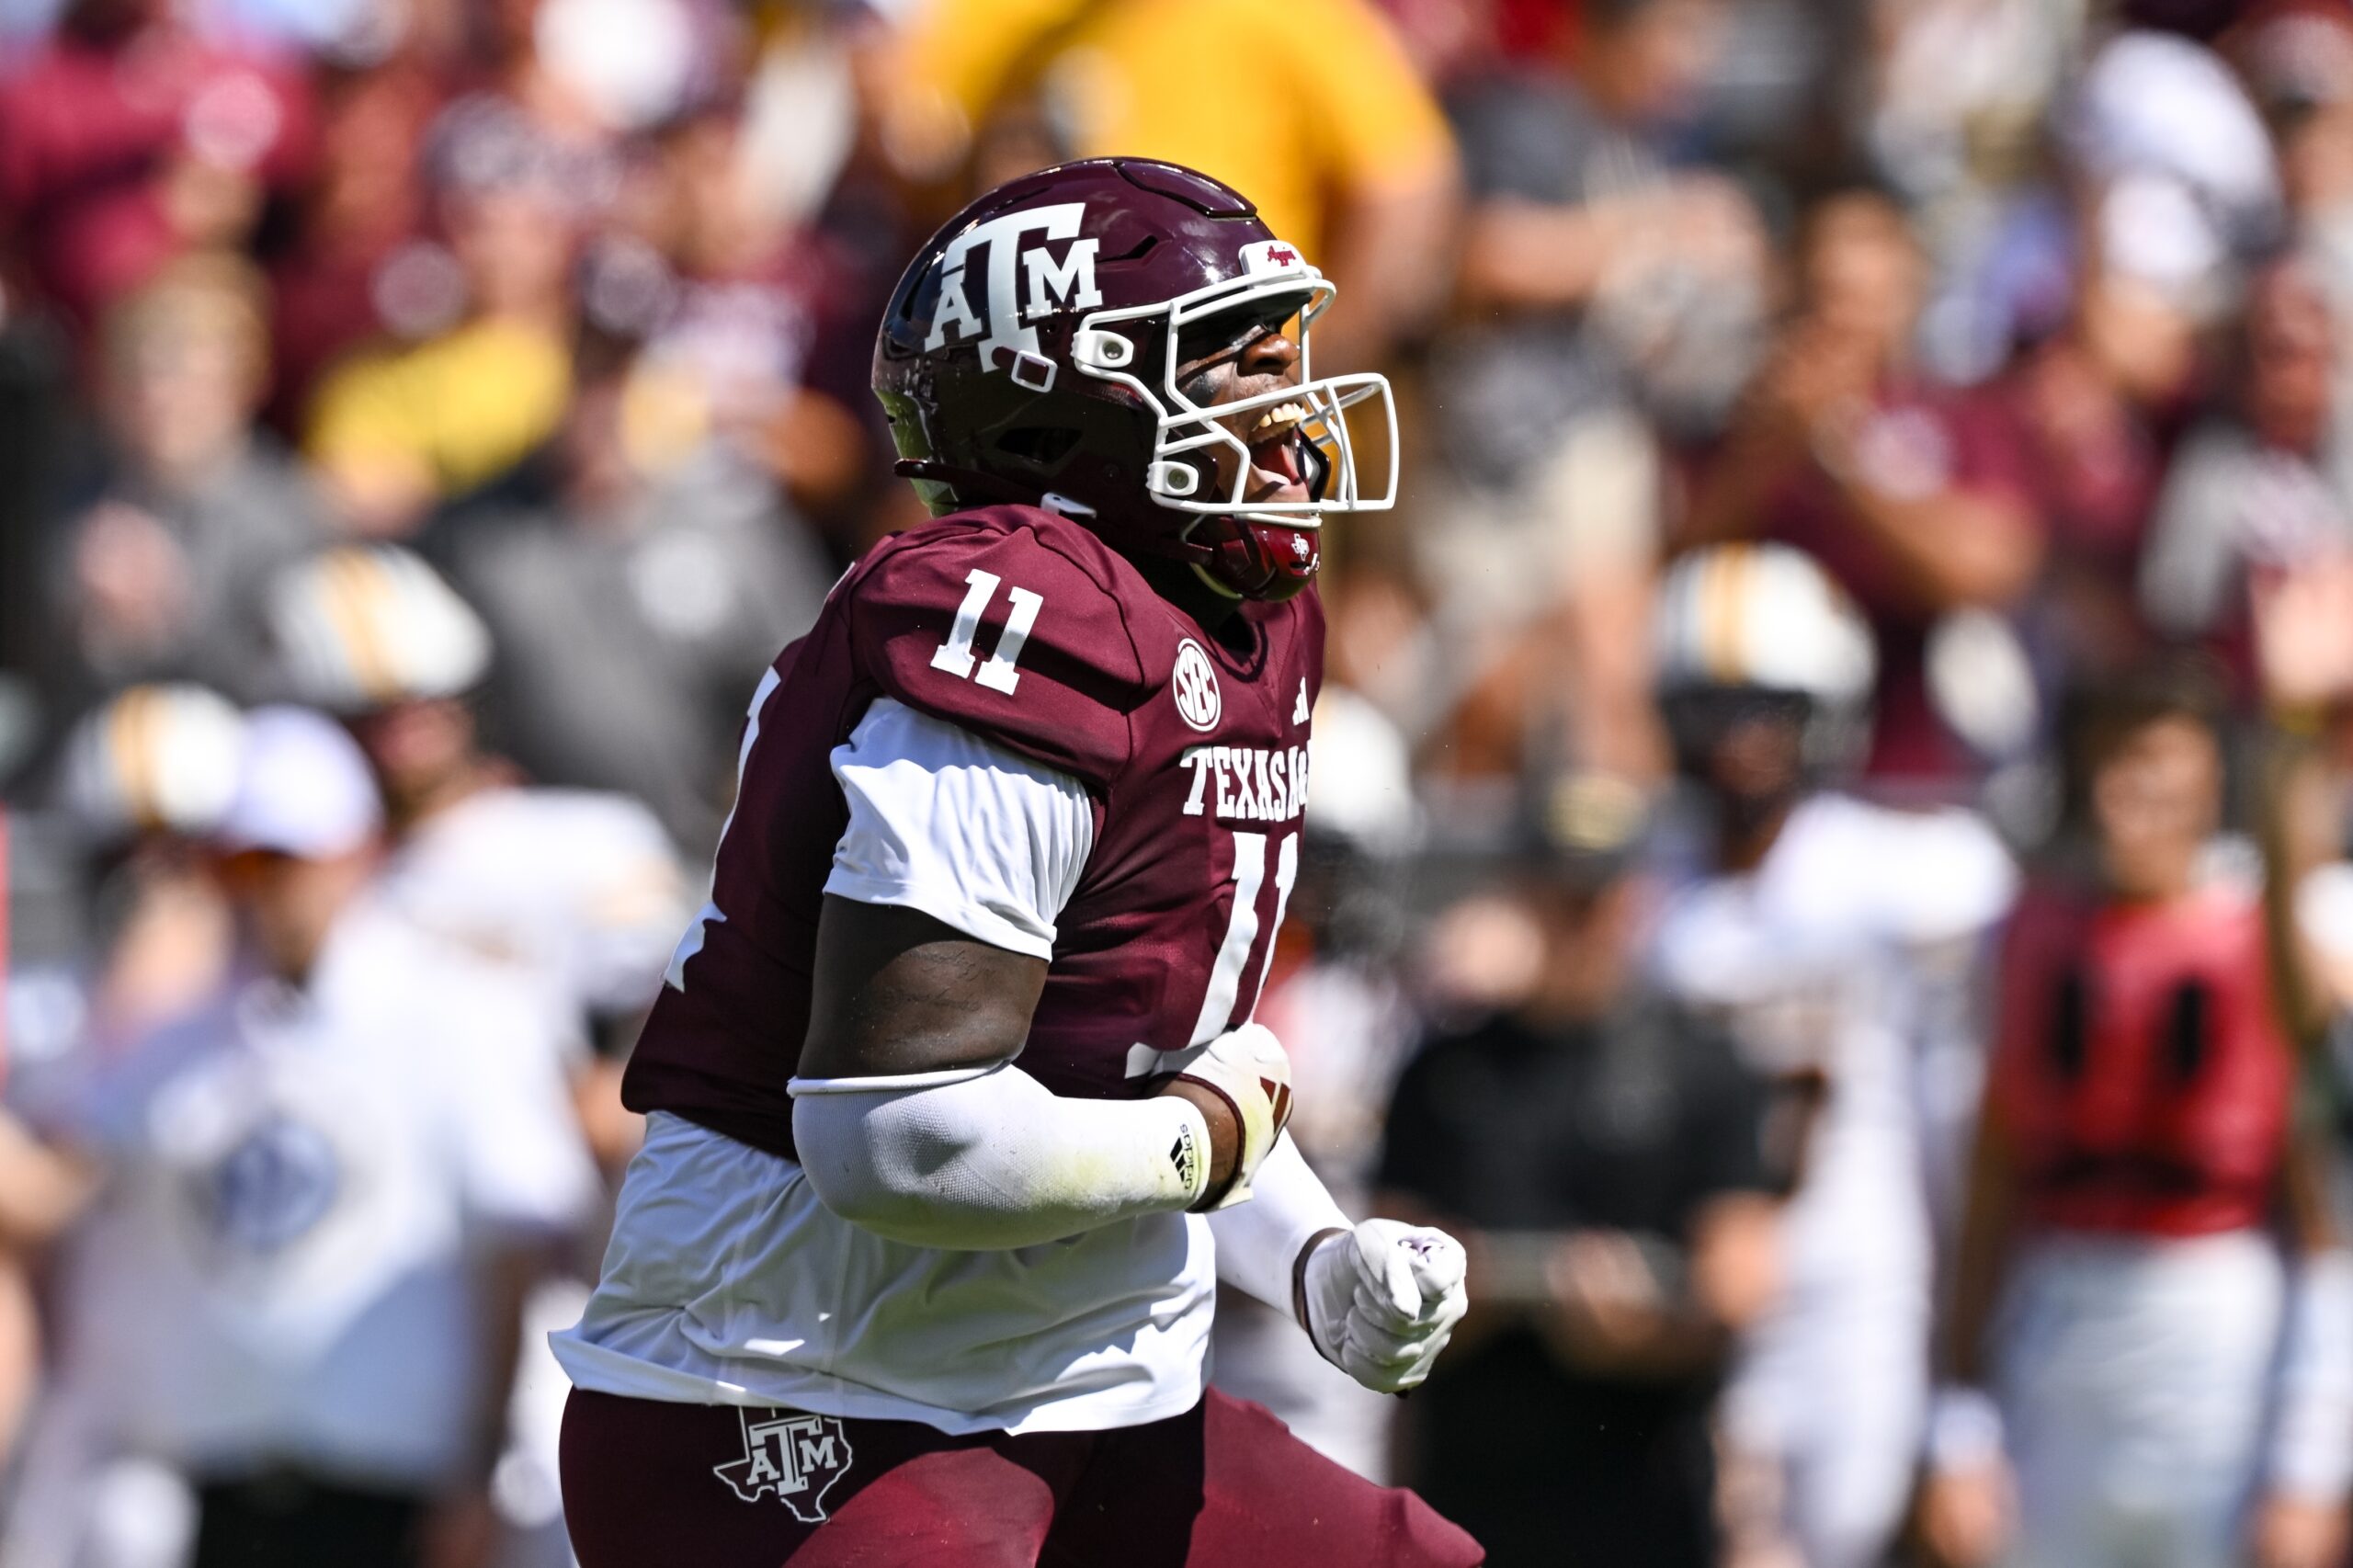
[785,698,1290,1250]
[1918,1096,2021,1568]
[792,900,1292,1247]
[2253,1108,2353,1568]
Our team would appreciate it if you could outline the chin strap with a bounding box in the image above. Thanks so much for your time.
[892,459,1051,510]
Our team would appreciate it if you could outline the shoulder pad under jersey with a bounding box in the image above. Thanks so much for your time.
[843,506,1150,793]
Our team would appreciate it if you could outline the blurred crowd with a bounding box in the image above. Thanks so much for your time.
[13,0,2353,1565]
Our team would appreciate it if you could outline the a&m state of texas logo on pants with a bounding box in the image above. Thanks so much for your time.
[712,1409,858,1522]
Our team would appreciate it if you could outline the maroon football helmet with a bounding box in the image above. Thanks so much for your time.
[873,158,1395,602]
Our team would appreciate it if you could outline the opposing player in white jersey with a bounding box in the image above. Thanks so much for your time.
[0,684,251,1567]
[1644,544,2018,1568]
[267,545,689,1554]
[268,544,688,1133]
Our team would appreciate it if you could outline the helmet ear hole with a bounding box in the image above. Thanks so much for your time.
[994,426,1083,472]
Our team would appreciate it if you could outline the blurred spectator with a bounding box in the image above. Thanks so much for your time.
[616,105,871,519]
[40,256,327,715]
[1645,543,2018,1568]
[1684,188,2045,789]
[890,0,1459,369]
[1868,0,2083,222]
[1923,667,2353,1568]
[264,37,454,430]
[1420,0,1765,782]
[17,709,596,1568]
[1378,772,1779,1568]
[267,542,687,1164]
[737,0,881,238]
[2236,1,2353,311]
[2067,23,2284,261]
[2001,200,2202,688]
[2143,256,2353,702]
[1441,0,1764,452]
[429,349,832,858]
[0,0,315,336]
[304,95,589,536]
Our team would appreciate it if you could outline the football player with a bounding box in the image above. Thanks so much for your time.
[267,544,688,1146]
[1643,544,2018,1568]
[551,160,1477,1564]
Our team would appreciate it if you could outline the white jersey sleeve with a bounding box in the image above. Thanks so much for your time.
[1865,802,2018,944]
[824,698,1096,960]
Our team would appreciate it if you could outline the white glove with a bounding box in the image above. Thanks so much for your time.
[1301,1219,1469,1393]
[1155,1022,1293,1210]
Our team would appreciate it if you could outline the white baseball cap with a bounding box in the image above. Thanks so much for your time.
[214,706,383,859]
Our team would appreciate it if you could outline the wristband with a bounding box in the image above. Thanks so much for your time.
[1927,1385,2005,1471]
[1293,1226,1350,1332]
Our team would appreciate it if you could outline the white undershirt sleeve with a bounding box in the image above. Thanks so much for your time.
[790,1063,1213,1247]
[1207,1134,1352,1319]
[824,698,1095,959]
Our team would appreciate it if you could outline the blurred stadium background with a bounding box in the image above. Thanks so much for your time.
[10,0,2353,1564]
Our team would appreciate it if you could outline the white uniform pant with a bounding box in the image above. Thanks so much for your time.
[1995,1231,2284,1568]
[1725,1283,1927,1568]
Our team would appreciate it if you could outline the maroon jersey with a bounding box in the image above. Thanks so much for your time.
[1989,882,2293,1239]
[624,505,1322,1158]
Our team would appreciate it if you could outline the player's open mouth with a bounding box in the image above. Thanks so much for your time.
[1244,402,1315,506]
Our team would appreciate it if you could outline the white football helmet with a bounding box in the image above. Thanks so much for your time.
[1654,542,1877,771]
[268,545,493,713]
[60,683,247,842]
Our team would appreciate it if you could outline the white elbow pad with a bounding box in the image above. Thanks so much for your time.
[789,1062,1211,1249]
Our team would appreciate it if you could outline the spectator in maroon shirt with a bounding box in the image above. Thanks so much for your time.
[0,0,314,337]
[2001,209,2204,688]
[1683,188,2045,790]
[617,101,871,521]
[264,49,451,431]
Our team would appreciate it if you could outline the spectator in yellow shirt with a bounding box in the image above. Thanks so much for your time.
[892,0,1459,368]
[306,98,586,537]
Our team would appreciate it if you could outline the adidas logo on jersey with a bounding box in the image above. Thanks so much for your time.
[1178,744,1309,823]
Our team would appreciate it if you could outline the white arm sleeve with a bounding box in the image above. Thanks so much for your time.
[790,1063,1211,1248]
[825,698,1094,958]
[1206,1134,1352,1319]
